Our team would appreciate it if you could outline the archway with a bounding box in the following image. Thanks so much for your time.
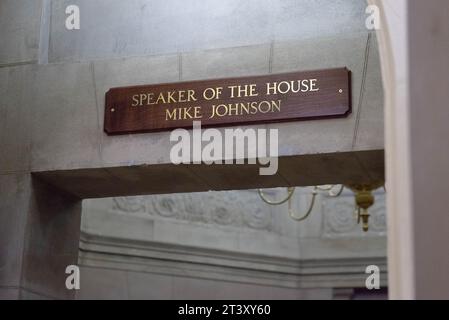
[0,0,406,299]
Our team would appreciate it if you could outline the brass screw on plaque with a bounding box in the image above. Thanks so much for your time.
[339,89,343,93]
[111,108,115,112]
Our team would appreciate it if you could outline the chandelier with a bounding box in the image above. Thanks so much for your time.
[258,182,385,232]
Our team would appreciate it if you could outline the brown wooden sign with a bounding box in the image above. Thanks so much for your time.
[104,67,351,134]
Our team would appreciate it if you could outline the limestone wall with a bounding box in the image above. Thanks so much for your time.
[0,0,384,197]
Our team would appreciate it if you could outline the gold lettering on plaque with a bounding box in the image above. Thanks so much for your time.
[209,100,281,118]
[266,79,320,95]
[132,90,198,107]
[228,84,259,98]
[166,106,203,121]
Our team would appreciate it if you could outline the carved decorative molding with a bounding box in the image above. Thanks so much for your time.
[112,191,273,231]
[111,189,387,236]
[113,196,146,213]
[79,231,388,290]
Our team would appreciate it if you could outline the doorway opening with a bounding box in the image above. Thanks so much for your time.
[76,185,387,299]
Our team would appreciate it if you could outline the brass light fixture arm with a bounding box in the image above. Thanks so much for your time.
[328,185,344,197]
[288,186,318,221]
[258,182,384,232]
[258,187,295,205]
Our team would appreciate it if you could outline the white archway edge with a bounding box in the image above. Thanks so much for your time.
[372,0,449,299]
[368,0,415,300]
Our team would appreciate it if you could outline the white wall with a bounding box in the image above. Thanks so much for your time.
[375,0,449,299]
